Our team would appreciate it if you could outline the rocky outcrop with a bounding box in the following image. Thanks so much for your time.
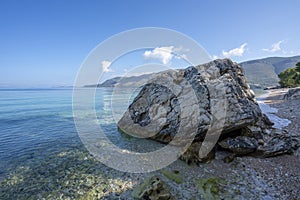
[118,59,299,163]
[118,59,261,142]
[257,132,300,157]
[283,87,300,100]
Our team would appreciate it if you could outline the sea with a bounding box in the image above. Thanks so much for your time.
[0,87,164,199]
[0,87,290,198]
[0,88,281,176]
[0,88,139,177]
[0,88,78,176]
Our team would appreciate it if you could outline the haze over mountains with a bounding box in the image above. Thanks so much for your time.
[85,55,300,89]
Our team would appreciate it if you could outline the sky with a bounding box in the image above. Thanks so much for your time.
[0,0,300,87]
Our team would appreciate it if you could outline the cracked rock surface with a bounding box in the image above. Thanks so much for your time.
[118,59,299,163]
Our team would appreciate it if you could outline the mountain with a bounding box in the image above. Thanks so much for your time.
[85,56,300,88]
[240,55,300,88]
[84,73,156,88]
[85,77,122,87]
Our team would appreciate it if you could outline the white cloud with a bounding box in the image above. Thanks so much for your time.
[143,46,174,64]
[262,40,284,53]
[222,43,248,58]
[143,46,188,64]
[101,60,111,72]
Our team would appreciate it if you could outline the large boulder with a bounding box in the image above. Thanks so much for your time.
[118,59,261,140]
[118,59,299,163]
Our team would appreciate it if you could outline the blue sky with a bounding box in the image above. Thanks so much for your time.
[0,0,299,87]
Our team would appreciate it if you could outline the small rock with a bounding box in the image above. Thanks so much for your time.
[218,136,258,155]
[258,134,300,157]
[223,154,235,163]
[131,176,173,200]
[283,87,300,100]
[180,142,215,164]
[258,139,264,146]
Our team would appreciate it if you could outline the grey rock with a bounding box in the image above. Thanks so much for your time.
[180,142,215,164]
[258,133,300,157]
[118,59,262,144]
[131,176,173,200]
[283,87,300,100]
[118,59,300,163]
[218,136,259,155]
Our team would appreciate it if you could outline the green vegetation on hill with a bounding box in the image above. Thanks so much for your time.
[278,62,300,87]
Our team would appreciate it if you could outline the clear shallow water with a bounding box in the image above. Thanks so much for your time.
[0,88,162,179]
[0,88,285,173]
[0,87,171,199]
[0,87,138,199]
[0,89,79,175]
[0,88,290,199]
[0,87,289,175]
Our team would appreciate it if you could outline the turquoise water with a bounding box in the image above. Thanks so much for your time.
[0,89,79,176]
[0,88,282,199]
[0,88,167,199]
[0,88,131,198]
[0,88,139,176]
[0,87,267,178]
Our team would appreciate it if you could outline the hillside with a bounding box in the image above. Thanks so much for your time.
[240,55,300,88]
[84,73,156,88]
[86,56,300,88]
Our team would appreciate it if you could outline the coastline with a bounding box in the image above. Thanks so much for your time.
[256,89,291,130]
[257,88,299,136]
[0,88,299,199]
[246,88,300,199]
[260,88,300,153]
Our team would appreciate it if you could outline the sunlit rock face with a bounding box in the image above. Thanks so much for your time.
[119,59,261,141]
[118,59,299,163]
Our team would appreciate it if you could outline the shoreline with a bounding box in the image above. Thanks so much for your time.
[249,88,300,199]
[256,89,291,130]
[0,88,299,199]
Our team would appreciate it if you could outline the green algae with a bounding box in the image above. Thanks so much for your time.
[131,176,152,199]
[161,169,183,184]
[132,176,173,200]
[196,177,226,200]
